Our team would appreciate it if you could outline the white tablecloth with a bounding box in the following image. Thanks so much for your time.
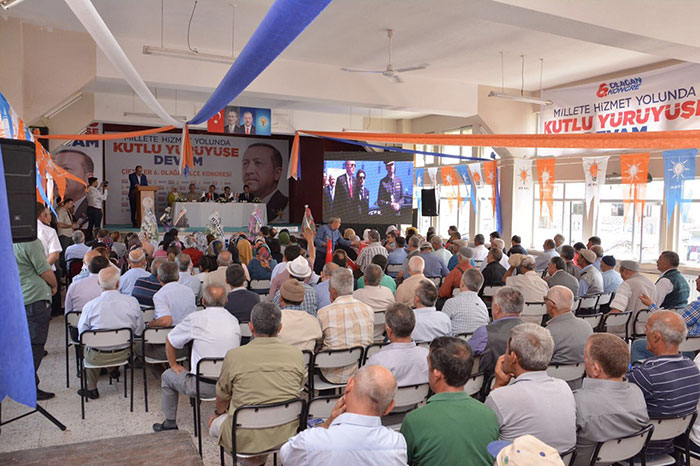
[173,202,267,228]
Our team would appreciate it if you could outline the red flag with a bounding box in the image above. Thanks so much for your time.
[207,109,224,133]
[325,238,333,264]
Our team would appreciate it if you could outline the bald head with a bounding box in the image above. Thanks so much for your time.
[202,284,227,308]
[98,266,120,290]
[349,365,397,416]
[128,248,146,267]
[647,310,687,351]
[546,285,574,316]
[217,250,233,267]
[408,256,425,275]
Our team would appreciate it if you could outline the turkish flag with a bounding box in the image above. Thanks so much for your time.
[207,109,224,133]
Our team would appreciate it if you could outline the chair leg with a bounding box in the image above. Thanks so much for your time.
[124,363,127,398]
[143,361,148,412]
[130,358,134,412]
[80,359,85,420]
[197,399,203,457]
[220,446,225,466]
[65,327,70,388]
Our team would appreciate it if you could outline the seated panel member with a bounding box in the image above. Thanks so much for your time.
[200,184,219,202]
[238,184,255,203]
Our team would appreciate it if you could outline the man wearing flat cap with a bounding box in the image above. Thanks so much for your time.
[377,160,404,217]
[272,256,318,317]
[600,255,623,294]
[576,249,603,299]
[277,279,322,351]
[609,260,656,336]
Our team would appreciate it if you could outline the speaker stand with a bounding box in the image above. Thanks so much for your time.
[0,402,67,434]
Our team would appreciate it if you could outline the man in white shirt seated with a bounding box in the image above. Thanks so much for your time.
[77,267,145,399]
[119,248,150,296]
[175,253,201,299]
[152,284,241,432]
[353,264,395,342]
[65,230,90,262]
[505,255,549,304]
[485,323,576,453]
[280,365,407,465]
[65,255,111,315]
[412,281,451,343]
[441,268,489,335]
[471,234,489,262]
[366,303,429,386]
[277,279,322,351]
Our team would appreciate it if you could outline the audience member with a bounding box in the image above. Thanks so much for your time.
[132,257,167,308]
[270,244,308,298]
[203,251,247,294]
[609,260,656,336]
[386,237,407,274]
[273,256,318,316]
[486,323,576,452]
[590,245,604,270]
[419,241,449,278]
[395,256,429,307]
[247,243,277,281]
[77,267,144,400]
[545,257,579,296]
[472,234,488,262]
[195,255,217,282]
[353,264,395,341]
[572,333,649,466]
[442,269,489,335]
[553,233,566,254]
[149,261,196,331]
[401,337,498,466]
[586,236,601,249]
[438,246,473,299]
[277,279,322,351]
[222,264,259,323]
[535,239,560,272]
[576,249,603,298]
[152,284,241,432]
[366,303,429,386]
[469,287,524,378]
[446,239,467,271]
[544,286,592,365]
[431,236,452,268]
[356,254,397,293]
[559,245,580,279]
[654,251,689,309]
[356,229,388,273]
[181,235,204,268]
[600,255,623,294]
[138,231,155,258]
[119,248,150,295]
[396,235,421,281]
[628,311,700,457]
[64,255,111,315]
[318,267,374,383]
[505,256,549,303]
[176,253,201,299]
[13,237,58,400]
[480,247,507,289]
[479,239,510,271]
[412,281,451,342]
[110,231,126,259]
[209,303,306,462]
[507,235,527,256]
[314,262,338,309]
[280,365,406,465]
[65,230,90,262]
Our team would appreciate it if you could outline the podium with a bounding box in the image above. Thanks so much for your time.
[134,186,158,227]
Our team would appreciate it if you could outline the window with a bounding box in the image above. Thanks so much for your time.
[678,178,700,265]
[596,181,663,261]
[530,183,585,249]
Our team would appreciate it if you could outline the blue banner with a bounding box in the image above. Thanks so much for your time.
[494,165,503,234]
[455,165,478,216]
[663,149,697,226]
[189,0,333,125]
[415,168,424,213]
[0,145,37,408]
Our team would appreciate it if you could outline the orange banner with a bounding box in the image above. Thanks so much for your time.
[440,166,461,212]
[483,161,499,216]
[537,158,557,220]
[620,152,650,219]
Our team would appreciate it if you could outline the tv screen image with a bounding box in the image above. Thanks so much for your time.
[323,152,413,224]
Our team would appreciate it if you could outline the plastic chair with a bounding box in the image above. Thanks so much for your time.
[579,313,603,332]
[65,311,81,388]
[646,412,697,466]
[632,309,652,341]
[386,264,402,277]
[596,292,615,309]
[547,363,586,383]
[220,398,306,466]
[374,310,386,342]
[560,446,577,466]
[522,302,548,325]
[142,308,156,324]
[79,328,133,420]
[482,286,501,298]
[464,373,484,396]
[452,288,462,297]
[362,342,388,365]
[679,337,700,353]
[426,277,442,288]
[248,279,271,296]
[309,347,364,393]
[305,395,342,425]
[192,357,225,457]
[600,311,633,341]
[588,424,654,466]
[577,295,600,313]
[141,327,186,412]
[382,383,430,430]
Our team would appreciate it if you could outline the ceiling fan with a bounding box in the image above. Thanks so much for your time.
[341,29,428,83]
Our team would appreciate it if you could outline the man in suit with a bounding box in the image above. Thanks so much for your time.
[200,185,219,202]
[355,169,370,218]
[322,174,335,221]
[333,161,356,221]
[223,108,241,134]
[238,184,255,202]
[377,160,403,218]
[236,111,256,135]
[128,165,148,227]
[241,144,288,222]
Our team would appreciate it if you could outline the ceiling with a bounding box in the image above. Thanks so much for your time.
[5,0,699,119]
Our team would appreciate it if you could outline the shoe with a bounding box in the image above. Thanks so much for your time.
[152,422,178,432]
[77,388,99,399]
[43,350,48,357]
[109,368,121,379]
[36,389,55,401]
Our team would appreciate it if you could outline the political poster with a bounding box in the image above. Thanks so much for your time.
[207,105,272,136]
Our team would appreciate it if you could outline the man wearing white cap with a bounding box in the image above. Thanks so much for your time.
[273,256,318,317]
[576,249,603,299]
[609,260,656,336]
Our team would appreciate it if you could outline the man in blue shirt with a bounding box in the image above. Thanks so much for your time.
[600,255,623,293]
[419,242,448,278]
[313,217,357,273]
[387,237,407,267]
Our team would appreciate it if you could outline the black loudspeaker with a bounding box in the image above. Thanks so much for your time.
[421,188,438,216]
[0,139,37,243]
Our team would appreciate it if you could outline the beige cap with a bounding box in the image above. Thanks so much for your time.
[620,260,640,272]
[280,279,305,303]
[579,249,597,264]
[490,435,564,466]
[508,253,524,268]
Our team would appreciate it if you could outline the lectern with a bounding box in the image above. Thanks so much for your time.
[135,186,158,227]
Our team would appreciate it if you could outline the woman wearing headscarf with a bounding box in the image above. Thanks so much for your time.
[247,243,277,280]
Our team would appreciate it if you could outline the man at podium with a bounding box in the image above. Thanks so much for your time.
[128,165,148,227]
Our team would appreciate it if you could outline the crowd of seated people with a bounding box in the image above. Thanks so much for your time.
[15,212,700,465]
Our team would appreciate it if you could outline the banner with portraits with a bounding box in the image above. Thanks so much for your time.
[207,105,272,136]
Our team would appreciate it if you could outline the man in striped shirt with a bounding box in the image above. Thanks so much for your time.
[355,229,388,273]
[627,310,700,457]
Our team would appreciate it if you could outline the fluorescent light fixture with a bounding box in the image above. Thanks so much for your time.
[143,46,235,65]
[43,92,83,119]
[124,111,187,121]
[488,91,552,106]
[0,0,28,10]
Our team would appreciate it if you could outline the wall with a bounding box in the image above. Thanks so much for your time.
[0,18,24,113]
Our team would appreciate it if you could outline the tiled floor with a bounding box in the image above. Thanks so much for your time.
[0,316,245,465]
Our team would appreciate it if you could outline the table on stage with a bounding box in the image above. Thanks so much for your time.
[173,201,267,228]
[0,431,204,465]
